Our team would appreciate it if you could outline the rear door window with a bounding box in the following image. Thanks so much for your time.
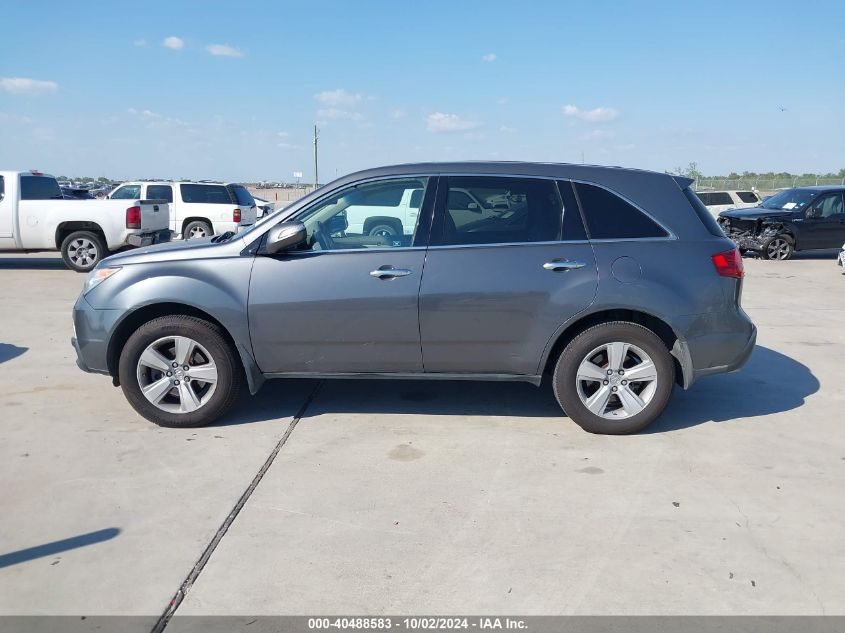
[180,184,233,204]
[431,176,563,246]
[147,185,173,202]
[708,192,733,205]
[20,175,63,200]
[574,182,668,240]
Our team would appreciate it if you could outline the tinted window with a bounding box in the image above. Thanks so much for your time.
[575,182,668,239]
[147,185,173,203]
[432,177,563,246]
[695,192,712,205]
[708,192,734,205]
[760,188,817,211]
[684,187,725,237]
[20,175,63,200]
[111,185,141,200]
[737,191,759,203]
[409,188,423,209]
[180,184,233,204]
[230,185,255,206]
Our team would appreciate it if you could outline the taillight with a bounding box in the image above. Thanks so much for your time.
[233,208,241,223]
[126,206,141,229]
[711,248,744,278]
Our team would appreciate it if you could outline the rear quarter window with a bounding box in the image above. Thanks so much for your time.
[229,185,255,206]
[574,182,668,239]
[683,187,725,237]
[180,184,233,204]
[147,185,173,202]
[737,191,760,203]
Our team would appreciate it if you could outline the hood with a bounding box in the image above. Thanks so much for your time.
[101,235,247,266]
[719,206,796,220]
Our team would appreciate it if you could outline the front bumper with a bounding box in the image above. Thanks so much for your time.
[127,229,173,247]
[71,293,122,377]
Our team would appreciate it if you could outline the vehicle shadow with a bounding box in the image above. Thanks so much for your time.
[646,345,818,432]
[0,257,67,270]
[218,346,816,433]
[743,248,840,261]
[0,343,27,364]
[0,528,120,569]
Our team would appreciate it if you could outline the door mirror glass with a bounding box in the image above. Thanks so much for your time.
[266,221,307,254]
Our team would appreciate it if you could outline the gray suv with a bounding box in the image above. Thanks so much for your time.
[72,162,756,434]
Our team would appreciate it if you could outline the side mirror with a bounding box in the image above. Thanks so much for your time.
[265,221,307,254]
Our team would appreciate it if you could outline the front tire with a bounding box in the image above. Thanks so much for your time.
[368,223,400,238]
[60,230,107,272]
[761,235,794,260]
[553,321,675,435]
[118,316,242,427]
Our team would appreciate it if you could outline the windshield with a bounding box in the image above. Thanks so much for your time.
[760,188,817,211]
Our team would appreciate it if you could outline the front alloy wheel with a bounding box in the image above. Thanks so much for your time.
[764,236,793,260]
[137,336,219,414]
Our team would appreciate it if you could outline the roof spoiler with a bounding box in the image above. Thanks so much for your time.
[672,175,695,189]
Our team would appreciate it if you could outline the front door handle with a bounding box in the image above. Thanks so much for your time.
[370,267,412,279]
[543,260,586,272]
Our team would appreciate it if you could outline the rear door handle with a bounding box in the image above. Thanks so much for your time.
[370,267,412,279]
[543,260,586,272]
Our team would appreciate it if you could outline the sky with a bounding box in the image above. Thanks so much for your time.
[1,0,844,182]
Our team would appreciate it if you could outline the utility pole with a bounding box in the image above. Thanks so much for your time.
[313,125,319,189]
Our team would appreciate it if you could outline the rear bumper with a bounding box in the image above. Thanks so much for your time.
[127,229,173,247]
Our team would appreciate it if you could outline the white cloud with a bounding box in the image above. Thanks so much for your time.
[481,53,497,62]
[277,131,290,138]
[0,77,58,95]
[314,89,365,107]
[206,43,244,58]
[579,129,615,141]
[162,36,184,50]
[563,104,619,122]
[133,39,148,47]
[317,108,364,121]
[426,112,480,133]
[499,125,517,133]
[277,142,300,149]
[390,109,407,119]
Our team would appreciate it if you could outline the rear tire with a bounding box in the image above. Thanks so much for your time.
[60,230,107,273]
[183,220,213,240]
[118,315,242,427]
[553,321,675,435]
[367,223,400,238]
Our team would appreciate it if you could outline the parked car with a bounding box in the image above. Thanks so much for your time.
[695,190,761,217]
[838,241,845,271]
[72,162,756,434]
[108,181,257,239]
[0,170,171,271]
[61,187,94,200]
[253,195,274,218]
[718,186,845,260]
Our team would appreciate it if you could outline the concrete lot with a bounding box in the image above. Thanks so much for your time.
[1,251,844,623]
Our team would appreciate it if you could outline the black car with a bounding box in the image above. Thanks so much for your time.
[718,186,845,260]
[61,187,94,200]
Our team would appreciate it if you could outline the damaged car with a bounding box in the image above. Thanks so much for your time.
[718,186,845,260]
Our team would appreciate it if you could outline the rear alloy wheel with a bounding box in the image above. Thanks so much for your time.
[184,220,213,240]
[60,230,106,272]
[762,236,793,261]
[553,321,675,434]
[118,316,242,427]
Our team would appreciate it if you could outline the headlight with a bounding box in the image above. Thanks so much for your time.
[84,266,122,294]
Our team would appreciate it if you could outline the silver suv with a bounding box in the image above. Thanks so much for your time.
[72,162,756,434]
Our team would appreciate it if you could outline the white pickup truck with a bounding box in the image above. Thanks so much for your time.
[0,170,172,272]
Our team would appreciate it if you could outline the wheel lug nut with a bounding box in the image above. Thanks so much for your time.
[172,362,178,368]
[173,379,180,385]
[166,371,172,377]
[185,377,191,383]
[603,380,609,385]
[183,365,189,371]
[611,386,618,392]
[618,369,625,375]
[606,369,613,375]
[621,380,628,386]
